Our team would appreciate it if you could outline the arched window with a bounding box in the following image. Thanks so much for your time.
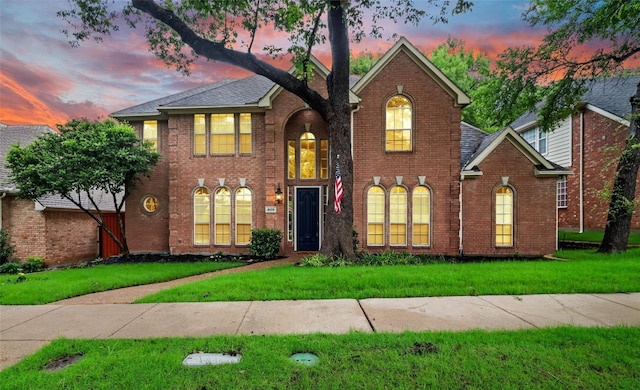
[412,186,430,246]
[496,187,513,246]
[300,132,316,179]
[287,132,328,180]
[215,188,231,245]
[389,186,407,246]
[367,186,385,245]
[194,187,210,245]
[235,188,252,245]
[386,95,412,151]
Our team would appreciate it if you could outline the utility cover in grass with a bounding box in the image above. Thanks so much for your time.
[289,353,319,366]
[182,353,242,366]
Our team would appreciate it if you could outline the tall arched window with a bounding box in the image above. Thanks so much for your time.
[215,188,231,245]
[235,188,252,245]
[386,95,412,151]
[367,186,385,245]
[496,187,513,246]
[300,132,316,179]
[412,186,430,246]
[194,187,210,245]
[390,186,407,246]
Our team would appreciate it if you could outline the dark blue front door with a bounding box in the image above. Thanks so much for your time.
[296,187,320,251]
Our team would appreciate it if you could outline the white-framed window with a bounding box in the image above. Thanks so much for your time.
[235,188,252,245]
[495,186,513,247]
[193,113,252,156]
[385,95,412,151]
[389,186,407,246]
[557,176,568,208]
[194,187,210,245]
[412,186,430,246]
[214,188,231,245]
[367,186,385,245]
[143,121,158,152]
[522,127,547,155]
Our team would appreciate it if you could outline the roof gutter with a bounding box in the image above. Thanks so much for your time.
[0,192,5,230]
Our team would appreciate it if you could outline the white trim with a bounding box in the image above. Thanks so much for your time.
[584,104,630,127]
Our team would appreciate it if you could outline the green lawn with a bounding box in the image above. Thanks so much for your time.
[136,248,640,303]
[0,261,242,305]
[559,229,640,245]
[2,327,638,389]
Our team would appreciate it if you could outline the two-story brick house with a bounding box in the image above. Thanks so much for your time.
[113,38,570,257]
[511,76,640,231]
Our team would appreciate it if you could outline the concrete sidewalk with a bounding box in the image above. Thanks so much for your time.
[2,293,639,370]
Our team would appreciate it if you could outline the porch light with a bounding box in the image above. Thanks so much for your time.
[275,183,283,204]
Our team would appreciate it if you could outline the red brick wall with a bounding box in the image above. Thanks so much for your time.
[3,196,46,261]
[559,109,639,229]
[126,120,171,254]
[353,50,461,255]
[3,196,99,265]
[44,210,98,264]
[462,140,558,256]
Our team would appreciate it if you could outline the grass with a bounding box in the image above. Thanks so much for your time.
[558,229,640,245]
[136,248,640,303]
[0,261,242,305]
[1,327,638,389]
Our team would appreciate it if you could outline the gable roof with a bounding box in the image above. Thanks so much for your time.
[460,122,490,170]
[511,76,640,131]
[352,37,471,107]
[461,126,572,179]
[0,123,120,211]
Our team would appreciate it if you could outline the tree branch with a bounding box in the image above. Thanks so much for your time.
[132,0,330,117]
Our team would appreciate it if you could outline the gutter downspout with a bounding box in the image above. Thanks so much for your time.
[580,111,584,233]
[0,193,5,230]
[459,180,463,256]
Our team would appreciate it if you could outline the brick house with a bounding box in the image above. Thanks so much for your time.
[113,38,570,257]
[0,124,122,265]
[511,76,640,231]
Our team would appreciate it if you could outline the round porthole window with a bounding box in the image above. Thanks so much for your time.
[142,195,159,214]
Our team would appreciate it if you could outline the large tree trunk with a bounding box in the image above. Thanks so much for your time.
[321,1,355,258]
[598,82,640,254]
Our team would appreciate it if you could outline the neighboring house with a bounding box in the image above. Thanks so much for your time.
[113,38,570,257]
[0,123,122,265]
[511,76,640,231]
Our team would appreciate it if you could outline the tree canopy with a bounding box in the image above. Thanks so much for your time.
[497,0,640,253]
[59,0,472,258]
[6,119,160,255]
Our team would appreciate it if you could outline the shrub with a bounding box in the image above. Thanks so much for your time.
[0,229,16,265]
[248,228,283,260]
[0,261,21,274]
[22,257,45,273]
[299,253,329,267]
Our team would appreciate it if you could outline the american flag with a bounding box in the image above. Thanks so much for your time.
[334,158,343,214]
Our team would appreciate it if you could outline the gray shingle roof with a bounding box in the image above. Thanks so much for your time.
[114,73,364,118]
[161,75,275,108]
[511,76,640,130]
[462,127,502,170]
[460,122,490,170]
[0,123,120,211]
[1,124,57,192]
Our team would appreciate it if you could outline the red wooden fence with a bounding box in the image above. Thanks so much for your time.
[100,213,125,258]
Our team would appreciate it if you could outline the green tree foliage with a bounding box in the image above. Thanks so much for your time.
[58,0,472,258]
[350,50,382,77]
[429,38,540,132]
[497,0,640,253]
[6,119,160,256]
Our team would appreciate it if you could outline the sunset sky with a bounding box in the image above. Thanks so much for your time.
[0,0,549,129]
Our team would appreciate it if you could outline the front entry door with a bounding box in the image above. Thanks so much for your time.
[296,187,320,251]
